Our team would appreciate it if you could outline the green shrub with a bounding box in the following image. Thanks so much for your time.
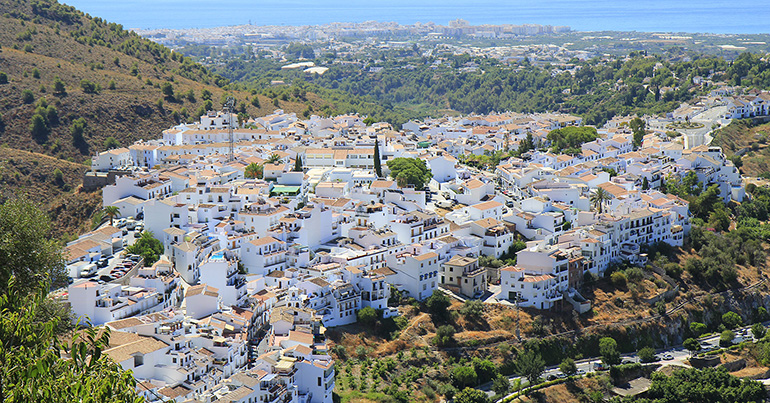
[637,346,656,363]
[21,89,34,104]
[722,312,742,330]
[80,79,98,93]
[610,271,627,288]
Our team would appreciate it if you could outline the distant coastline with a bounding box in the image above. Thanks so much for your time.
[62,0,770,34]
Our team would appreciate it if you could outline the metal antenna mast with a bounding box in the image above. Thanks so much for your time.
[224,97,235,162]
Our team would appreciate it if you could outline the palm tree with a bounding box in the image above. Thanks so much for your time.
[104,206,120,227]
[267,153,281,164]
[590,188,611,214]
[245,163,263,179]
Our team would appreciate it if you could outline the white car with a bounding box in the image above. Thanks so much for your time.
[79,263,98,278]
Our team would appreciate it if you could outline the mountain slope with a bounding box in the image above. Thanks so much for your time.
[0,0,307,160]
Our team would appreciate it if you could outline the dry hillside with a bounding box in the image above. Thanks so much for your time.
[712,119,770,177]
[0,0,317,234]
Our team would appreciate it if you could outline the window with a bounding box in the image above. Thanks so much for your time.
[318,377,322,386]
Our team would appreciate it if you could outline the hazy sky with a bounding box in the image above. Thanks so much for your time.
[62,0,769,33]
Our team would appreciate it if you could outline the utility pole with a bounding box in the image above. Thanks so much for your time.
[224,97,235,162]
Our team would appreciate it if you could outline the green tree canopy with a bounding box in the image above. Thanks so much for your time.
[434,324,455,346]
[546,126,598,154]
[52,76,66,95]
[387,157,432,189]
[722,311,742,330]
[630,117,646,148]
[472,358,498,384]
[104,136,121,150]
[293,155,303,172]
[127,231,163,266]
[21,89,35,104]
[516,349,545,389]
[720,330,735,347]
[356,306,377,327]
[492,375,510,396]
[29,113,49,143]
[690,322,707,337]
[0,198,66,296]
[80,79,98,94]
[452,366,478,389]
[638,346,656,363]
[665,171,702,198]
[559,357,577,376]
[161,81,174,99]
[454,387,490,403]
[684,338,700,355]
[284,42,315,59]
[425,289,451,320]
[1,277,143,402]
[623,367,764,403]
[600,337,621,366]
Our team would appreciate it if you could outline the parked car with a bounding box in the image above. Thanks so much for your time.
[593,362,607,371]
[135,224,144,233]
[660,353,674,360]
[547,374,557,381]
[576,369,586,375]
[100,274,114,282]
[97,258,109,268]
[436,200,453,209]
[79,263,98,278]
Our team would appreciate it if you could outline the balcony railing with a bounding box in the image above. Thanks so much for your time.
[465,267,486,277]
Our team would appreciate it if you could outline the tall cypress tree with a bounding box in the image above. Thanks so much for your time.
[294,155,303,172]
[374,139,382,177]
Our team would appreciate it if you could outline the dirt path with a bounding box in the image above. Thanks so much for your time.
[399,312,431,347]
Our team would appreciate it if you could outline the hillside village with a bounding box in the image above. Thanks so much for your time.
[60,95,749,402]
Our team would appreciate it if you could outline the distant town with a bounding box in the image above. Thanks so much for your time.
[136,19,770,61]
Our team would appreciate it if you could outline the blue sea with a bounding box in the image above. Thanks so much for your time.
[61,0,769,34]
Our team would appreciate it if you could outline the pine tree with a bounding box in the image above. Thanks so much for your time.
[374,139,382,177]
